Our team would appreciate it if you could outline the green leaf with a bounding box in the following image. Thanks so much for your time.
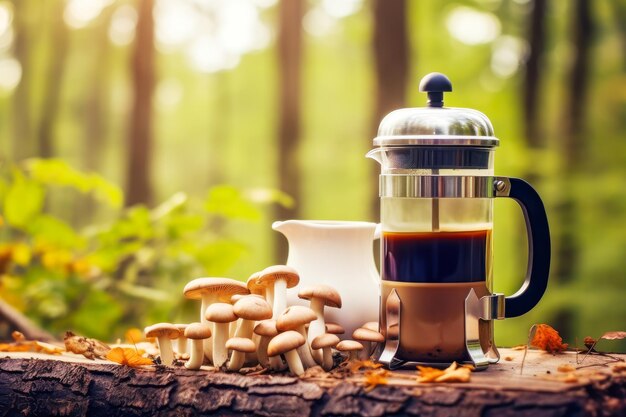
[204,185,262,221]
[3,176,45,228]
[116,281,172,302]
[24,158,123,208]
[28,214,84,249]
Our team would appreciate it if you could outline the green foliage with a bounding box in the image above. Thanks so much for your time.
[0,159,283,339]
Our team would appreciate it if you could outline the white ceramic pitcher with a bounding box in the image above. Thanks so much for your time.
[272,220,380,338]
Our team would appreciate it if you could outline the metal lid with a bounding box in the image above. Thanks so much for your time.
[373,73,499,147]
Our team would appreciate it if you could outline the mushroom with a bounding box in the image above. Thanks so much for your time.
[226,337,256,372]
[267,330,306,376]
[336,340,364,362]
[311,333,340,371]
[276,305,317,368]
[257,265,299,318]
[298,284,342,363]
[204,302,237,368]
[247,271,271,302]
[233,296,273,339]
[183,277,248,361]
[144,323,180,366]
[175,323,189,355]
[362,321,379,332]
[254,319,285,370]
[325,322,345,336]
[352,328,384,359]
[184,322,211,370]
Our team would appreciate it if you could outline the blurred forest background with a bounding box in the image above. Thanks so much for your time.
[0,0,624,351]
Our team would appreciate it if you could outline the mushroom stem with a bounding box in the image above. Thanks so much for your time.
[359,341,372,360]
[295,325,317,368]
[321,347,334,371]
[307,297,326,363]
[257,336,270,367]
[185,339,204,370]
[177,337,188,355]
[201,294,216,361]
[157,336,175,366]
[234,319,255,339]
[284,349,304,376]
[348,351,359,361]
[228,350,246,371]
[266,286,274,312]
[212,322,229,368]
[271,278,287,318]
[229,320,239,338]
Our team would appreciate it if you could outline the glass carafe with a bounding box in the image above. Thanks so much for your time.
[368,73,551,370]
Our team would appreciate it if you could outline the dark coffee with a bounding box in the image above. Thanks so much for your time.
[382,230,491,283]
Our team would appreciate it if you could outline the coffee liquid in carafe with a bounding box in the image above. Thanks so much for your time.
[381,228,493,362]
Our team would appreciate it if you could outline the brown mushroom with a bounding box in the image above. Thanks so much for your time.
[311,333,340,371]
[352,327,384,359]
[336,340,363,362]
[362,321,379,332]
[267,331,306,376]
[254,319,284,370]
[226,337,256,371]
[184,322,211,370]
[276,305,317,368]
[183,277,248,361]
[298,284,342,364]
[325,322,345,335]
[204,302,237,368]
[257,265,299,318]
[144,323,180,366]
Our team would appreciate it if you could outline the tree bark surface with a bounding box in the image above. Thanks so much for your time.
[0,349,624,417]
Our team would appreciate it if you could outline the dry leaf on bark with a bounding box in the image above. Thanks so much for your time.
[0,331,63,354]
[557,364,576,373]
[349,359,383,373]
[363,368,390,391]
[416,361,471,383]
[531,324,568,353]
[64,331,111,360]
[106,347,154,368]
[600,331,626,340]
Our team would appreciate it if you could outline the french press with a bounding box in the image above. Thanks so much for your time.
[367,73,550,370]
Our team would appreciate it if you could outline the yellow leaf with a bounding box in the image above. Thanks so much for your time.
[363,369,390,392]
[106,347,154,368]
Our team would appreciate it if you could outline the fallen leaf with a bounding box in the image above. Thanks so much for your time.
[349,359,383,373]
[531,324,568,353]
[363,368,390,391]
[416,362,471,383]
[64,331,111,360]
[511,345,527,351]
[0,333,63,355]
[33,341,64,355]
[106,347,154,368]
[0,343,32,352]
[557,364,576,373]
[434,367,471,383]
[600,331,626,341]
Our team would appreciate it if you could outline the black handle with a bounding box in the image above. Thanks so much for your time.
[495,177,551,318]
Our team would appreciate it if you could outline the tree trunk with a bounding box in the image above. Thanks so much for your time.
[274,0,304,263]
[126,0,155,207]
[370,0,409,221]
[522,0,547,151]
[10,0,33,160]
[0,354,624,416]
[553,0,593,287]
[36,0,70,158]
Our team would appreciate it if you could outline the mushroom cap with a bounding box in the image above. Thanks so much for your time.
[225,337,256,353]
[298,285,342,308]
[175,323,188,334]
[254,320,279,337]
[234,296,272,321]
[311,333,340,350]
[231,293,265,304]
[205,303,237,323]
[362,322,379,332]
[257,265,299,288]
[325,322,345,335]
[352,328,384,343]
[276,305,317,331]
[267,330,305,357]
[336,340,364,352]
[183,277,248,301]
[144,323,180,339]
[184,322,212,340]
[246,271,265,295]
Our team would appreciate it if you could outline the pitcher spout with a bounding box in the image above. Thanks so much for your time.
[366,148,383,165]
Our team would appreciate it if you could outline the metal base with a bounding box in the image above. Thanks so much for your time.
[376,287,504,371]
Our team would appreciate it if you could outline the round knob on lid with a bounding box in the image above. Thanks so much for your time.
[418,72,452,108]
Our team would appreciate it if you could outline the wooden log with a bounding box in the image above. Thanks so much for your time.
[0,349,624,417]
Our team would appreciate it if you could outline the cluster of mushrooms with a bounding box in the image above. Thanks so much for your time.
[144,265,384,376]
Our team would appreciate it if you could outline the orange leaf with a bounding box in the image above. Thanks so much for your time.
[0,343,32,352]
[600,331,626,341]
[363,369,390,391]
[106,347,154,368]
[530,324,568,353]
[349,359,383,373]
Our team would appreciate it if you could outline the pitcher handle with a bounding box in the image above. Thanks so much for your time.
[494,177,551,318]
